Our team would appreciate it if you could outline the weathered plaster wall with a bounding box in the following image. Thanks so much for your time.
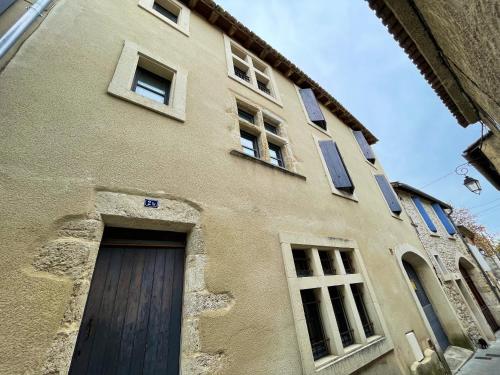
[0,0,446,374]
[414,0,500,128]
[397,190,498,346]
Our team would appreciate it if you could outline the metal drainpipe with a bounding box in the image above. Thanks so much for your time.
[0,0,53,60]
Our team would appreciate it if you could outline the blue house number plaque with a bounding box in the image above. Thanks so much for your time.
[144,199,159,208]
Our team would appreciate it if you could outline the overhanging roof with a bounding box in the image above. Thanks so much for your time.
[366,0,478,127]
[180,0,378,144]
[463,132,500,190]
[391,181,452,209]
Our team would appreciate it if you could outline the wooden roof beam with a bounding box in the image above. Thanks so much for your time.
[208,10,219,24]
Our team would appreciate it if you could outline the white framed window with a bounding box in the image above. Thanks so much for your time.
[223,35,282,105]
[138,0,190,36]
[281,233,393,374]
[231,96,296,173]
[107,41,187,122]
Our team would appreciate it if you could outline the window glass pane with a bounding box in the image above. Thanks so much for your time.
[319,251,335,275]
[234,66,250,82]
[351,284,375,337]
[301,289,329,360]
[240,131,258,158]
[292,250,312,277]
[238,108,255,123]
[240,137,254,149]
[153,2,179,23]
[328,286,354,347]
[340,252,355,274]
[134,86,165,103]
[268,143,284,167]
[264,121,278,134]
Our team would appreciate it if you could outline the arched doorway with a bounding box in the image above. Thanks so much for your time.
[403,260,450,351]
[459,261,499,333]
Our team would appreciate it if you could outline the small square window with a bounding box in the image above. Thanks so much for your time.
[264,120,278,135]
[268,142,285,168]
[234,66,250,82]
[153,1,179,23]
[132,67,171,104]
[240,130,259,158]
[238,107,255,124]
[340,251,355,274]
[257,80,271,95]
[293,249,312,277]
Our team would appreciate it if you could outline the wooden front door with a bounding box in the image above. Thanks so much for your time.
[403,261,450,351]
[69,227,186,375]
[459,264,499,332]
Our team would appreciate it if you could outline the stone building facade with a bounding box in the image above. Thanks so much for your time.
[393,182,500,350]
[0,1,478,374]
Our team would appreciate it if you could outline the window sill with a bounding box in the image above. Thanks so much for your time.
[365,159,378,169]
[391,213,403,221]
[429,232,441,238]
[314,336,392,374]
[331,189,358,203]
[230,149,306,180]
[228,73,283,107]
[306,119,330,136]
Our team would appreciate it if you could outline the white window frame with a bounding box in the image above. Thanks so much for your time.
[138,0,190,36]
[107,40,187,122]
[280,232,393,375]
[232,95,295,172]
[223,35,282,106]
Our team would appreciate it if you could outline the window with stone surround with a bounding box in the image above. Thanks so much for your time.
[223,35,281,105]
[231,98,297,174]
[138,0,190,36]
[280,233,393,374]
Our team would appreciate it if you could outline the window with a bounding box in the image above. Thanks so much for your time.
[431,203,456,235]
[351,284,375,337]
[231,99,297,175]
[298,87,327,130]
[434,255,448,275]
[293,249,312,277]
[375,175,402,215]
[224,35,281,104]
[107,41,187,121]
[153,1,178,23]
[281,233,392,374]
[132,67,171,104]
[318,140,355,195]
[240,130,259,158]
[138,0,190,36]
[301,289,330,360]
[353,131,375,164]
[319,251,335,275]
[268,142,284,167]
[412,196,437,233]
[340,251,355,274]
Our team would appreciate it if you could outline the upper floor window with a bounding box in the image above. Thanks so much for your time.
[297,87,327,130]
[374,174,402,216]
[232,99,296,174]
[132,67,171,104]
[138,0,190,36]
[431,203,456,236]
[353,131,375,164]
[224,35,281,104]
[317,139,355,198]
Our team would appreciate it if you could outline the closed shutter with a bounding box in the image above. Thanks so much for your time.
[375,175,402,214]
[0,0,16,15]
[431,203,456,235]
[299,88,327,129]
[412,196,437,232]
[319,140,354,193]
[354,131,375,163]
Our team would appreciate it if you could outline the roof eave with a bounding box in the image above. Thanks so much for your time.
[391,181,452,209]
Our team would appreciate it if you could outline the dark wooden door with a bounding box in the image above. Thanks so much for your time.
[69,228,186,375]
[459,264,499,332]
[403,261,450,351]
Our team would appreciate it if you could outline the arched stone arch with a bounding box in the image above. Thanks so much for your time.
[394,245,472,354]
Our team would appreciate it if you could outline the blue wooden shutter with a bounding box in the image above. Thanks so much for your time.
[412,196,437,232]
[431,203,456,235]
[299,88,327,129]
[0,0,16,15]
[354,131,375,163]
[375,175,402,214]
[319,140,354,193]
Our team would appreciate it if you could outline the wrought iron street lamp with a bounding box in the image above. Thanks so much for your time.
[455,162,482,195]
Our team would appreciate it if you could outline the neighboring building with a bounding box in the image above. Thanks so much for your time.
[0,1,479,375]
[367,0,500,189]
[393,182,500,354]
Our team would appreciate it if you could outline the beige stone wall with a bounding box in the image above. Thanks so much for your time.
[397,190,499,346]
[0,1,448,374]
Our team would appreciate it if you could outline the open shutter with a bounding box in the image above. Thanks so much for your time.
[299,88,326,129]
[354,131,375,163]
[412,196,437,232]
[319,140,354,193]
[375,175,402,214]
[431,203,456,235]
